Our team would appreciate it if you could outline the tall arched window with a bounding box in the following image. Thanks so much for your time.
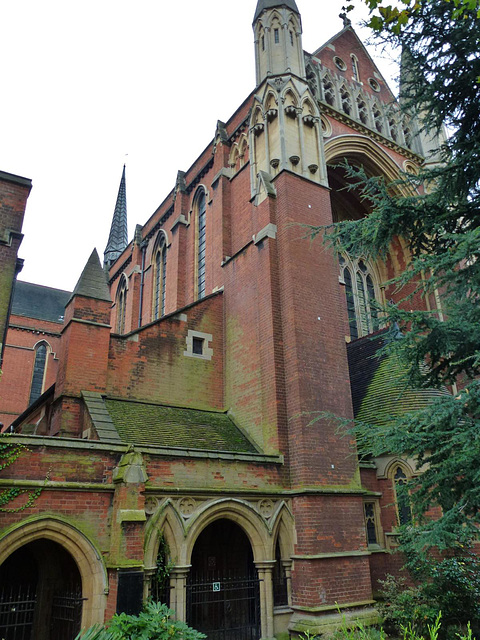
[29,342,49,405]
[116,276,128,333]
[340,256,380,340]
[393,465,412,526]
[195,189,207,300]
[153,233,167,320]
[351,54,360,82]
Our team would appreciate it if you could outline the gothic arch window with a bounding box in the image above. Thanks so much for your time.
[194,189,207,300]
[340,84,352,116]
[339,256,380,340]
[273,537,288,607]
[322,75,335,107]
[29,341,49,405]
[351,54,360,82]
[393,465,413,526]
[357,96,369,125]
[372,103,384,133]
[152,233,167,321]
[116,275,128,333]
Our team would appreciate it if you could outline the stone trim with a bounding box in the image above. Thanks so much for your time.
[292,550,371,560]
[253,223,277,245]
[82,391,122,443]
[183,330,213,361]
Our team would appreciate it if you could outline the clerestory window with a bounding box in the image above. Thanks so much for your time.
[153,233,167,320]
[116,276,128,333]
[340,256,380,340]
[195,189,207,300]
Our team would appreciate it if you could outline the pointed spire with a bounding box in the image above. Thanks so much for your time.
[104,165,128,269]
[69,249,112,304]
[254,0,300,23]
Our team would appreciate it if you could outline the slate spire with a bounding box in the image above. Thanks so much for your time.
[254,0,300,22]
[104,165,128,269]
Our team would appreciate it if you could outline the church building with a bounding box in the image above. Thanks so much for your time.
[0,2,446,638]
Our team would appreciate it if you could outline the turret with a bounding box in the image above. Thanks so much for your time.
[253,0,306,86]
[51,249,112,436]
[250,0,327,195]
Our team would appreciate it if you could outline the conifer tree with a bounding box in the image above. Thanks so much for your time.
[318,0,480,551]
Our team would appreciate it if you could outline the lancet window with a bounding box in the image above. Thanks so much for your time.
[340,256,380,340]
[195,189,207,300]
[29,341,49,405]
[153,234,167,320]
[116,276,128,333]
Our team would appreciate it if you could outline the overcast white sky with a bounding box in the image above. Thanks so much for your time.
[0,0,398,292]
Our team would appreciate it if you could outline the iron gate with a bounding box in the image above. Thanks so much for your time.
[186,575,260,640]
[50,589,85,640]
[0,585,36,640]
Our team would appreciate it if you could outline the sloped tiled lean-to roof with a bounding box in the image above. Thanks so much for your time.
[12,281,71,323]
[100,398,258,453]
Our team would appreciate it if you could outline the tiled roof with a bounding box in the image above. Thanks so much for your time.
[347,331,449,428]
[104,399,258,453]
[12,281,71,324]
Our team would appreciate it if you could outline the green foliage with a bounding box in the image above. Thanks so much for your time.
[0,434,46,512]
[311,0,480,552]
[344,0,480,33]
[76,602,205,640]
[378,555,480,638]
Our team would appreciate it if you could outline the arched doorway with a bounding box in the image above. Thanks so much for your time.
[187,519,260,640]
[0,540,83,640]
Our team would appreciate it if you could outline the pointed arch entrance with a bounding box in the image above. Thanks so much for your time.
[0,539,82,640]
[186,518,260,640]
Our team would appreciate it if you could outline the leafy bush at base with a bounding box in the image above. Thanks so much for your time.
[75,601,205,640]
[378,554,480,639]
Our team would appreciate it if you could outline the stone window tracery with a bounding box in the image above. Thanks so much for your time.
[339,255,380,340]
[357,97,368,125]
[340,84,352,116]
[322,75,335,107]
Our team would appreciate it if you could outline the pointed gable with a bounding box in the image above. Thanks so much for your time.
[312,26,396,104]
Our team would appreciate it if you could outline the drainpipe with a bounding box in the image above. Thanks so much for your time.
[138,241,147,328]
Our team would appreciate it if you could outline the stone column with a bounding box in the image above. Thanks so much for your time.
[255,560,276,639]
[282,560,293,606]
[169,565,191,622]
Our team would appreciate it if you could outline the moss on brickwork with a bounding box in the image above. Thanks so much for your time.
[105,399,258,453]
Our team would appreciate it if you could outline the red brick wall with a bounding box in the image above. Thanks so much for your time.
[0,315,62,427]
[0,172,31,371]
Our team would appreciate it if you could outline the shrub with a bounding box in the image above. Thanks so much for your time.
[76,601,205,640]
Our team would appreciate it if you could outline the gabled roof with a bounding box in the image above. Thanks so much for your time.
[103,398,259,453]
[311,25,396,103]
[69,249,111,304]
[347,332,449,428]
[12,281,71,324]
[254,0,299,23]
